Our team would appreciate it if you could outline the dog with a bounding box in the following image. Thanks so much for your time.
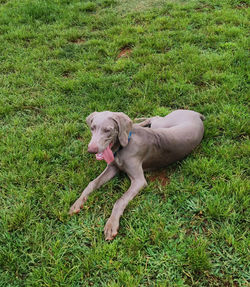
[69,110,205,240]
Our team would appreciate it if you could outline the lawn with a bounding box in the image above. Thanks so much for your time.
[0,0,249,286]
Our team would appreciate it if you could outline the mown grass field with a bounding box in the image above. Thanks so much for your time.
[0,0,249,286]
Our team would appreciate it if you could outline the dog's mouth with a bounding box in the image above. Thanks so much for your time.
[95,143,114,164]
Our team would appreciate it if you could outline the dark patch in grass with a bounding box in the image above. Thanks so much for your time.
[117,47,132,59]
[62,71,72,78]
[234,1,249,9]
[147,169,170,187]
[70,38,86,44]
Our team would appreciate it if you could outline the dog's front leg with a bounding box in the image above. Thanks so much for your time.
[104,165,147,240]
[69,164,119,215]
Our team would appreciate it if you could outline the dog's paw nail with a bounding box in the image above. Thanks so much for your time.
[105,232,118,241]
[106,233,117,241]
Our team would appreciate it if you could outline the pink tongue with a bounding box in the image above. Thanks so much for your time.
[95,144,114,164]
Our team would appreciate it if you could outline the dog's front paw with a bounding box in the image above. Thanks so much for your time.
[69,197,86,216]
[104,218,119,241]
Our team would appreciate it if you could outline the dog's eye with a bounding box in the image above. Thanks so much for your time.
[91,125,96,131]
[103,128,111,133]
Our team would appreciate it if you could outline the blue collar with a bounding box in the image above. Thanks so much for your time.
[128,131,132,142]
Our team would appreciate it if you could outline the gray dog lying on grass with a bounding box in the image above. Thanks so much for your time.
[69,110,205,240]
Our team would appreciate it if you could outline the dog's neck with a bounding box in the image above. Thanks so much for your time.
[111,141,121,154]
[112,131,132,156]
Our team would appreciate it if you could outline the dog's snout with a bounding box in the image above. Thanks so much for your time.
[88,143,98,154]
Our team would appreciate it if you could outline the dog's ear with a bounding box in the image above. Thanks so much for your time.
[112,112,132,147]
[86,112,98,127]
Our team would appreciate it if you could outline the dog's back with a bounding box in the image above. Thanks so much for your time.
[150,109,205,129]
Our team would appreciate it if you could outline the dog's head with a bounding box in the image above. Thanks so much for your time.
[86,111,132,154]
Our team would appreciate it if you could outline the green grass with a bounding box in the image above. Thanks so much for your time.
[0,0,249,286]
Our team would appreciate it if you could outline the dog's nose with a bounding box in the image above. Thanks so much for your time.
[88,143,98,154]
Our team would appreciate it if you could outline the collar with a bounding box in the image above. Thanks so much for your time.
[128,131,132,142]
[114,131,132,157]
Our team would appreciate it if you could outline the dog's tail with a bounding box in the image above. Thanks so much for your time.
[134,117,152,127]
[134,117,148,122]
[200,114,205,121]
